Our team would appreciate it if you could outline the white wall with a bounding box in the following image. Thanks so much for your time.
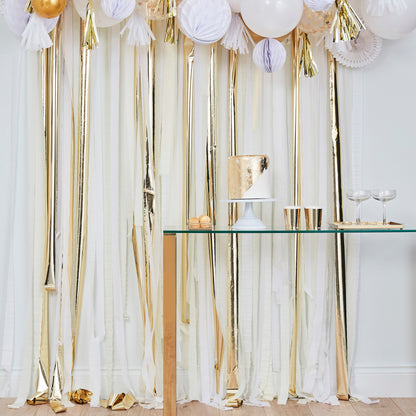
[0,15,416,397]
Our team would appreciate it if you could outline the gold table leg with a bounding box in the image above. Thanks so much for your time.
[164,233,177,416]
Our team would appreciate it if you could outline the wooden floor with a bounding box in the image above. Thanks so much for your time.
[1,398,416,415]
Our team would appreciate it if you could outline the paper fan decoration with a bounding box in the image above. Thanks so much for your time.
[325,29,382,68]
[221,13,254,54]
[304,0,335,12]
[366,0,407,16]
[177,0,232,44]
[298,4,334,35]
[253,38,287,73]
[101,0,136,20]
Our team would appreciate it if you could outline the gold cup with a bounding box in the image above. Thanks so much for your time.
[284,206,301,230]
[304,207,323,230]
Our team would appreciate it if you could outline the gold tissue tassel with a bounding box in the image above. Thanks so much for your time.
[328,52,349,401]
[332,0,365,43]
[164,0,177,44]
[83,0,99,50]
[289,27,302,398]
[300,32,318,78]
[226,49,241,409]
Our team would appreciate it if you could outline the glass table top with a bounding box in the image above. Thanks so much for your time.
[164,226,416,234]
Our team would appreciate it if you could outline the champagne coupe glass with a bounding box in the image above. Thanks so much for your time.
[346,190,371,225]
[371,189,397,225]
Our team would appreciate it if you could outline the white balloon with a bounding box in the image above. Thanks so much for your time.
[4,0,58,36]
[304,0,335,13]
[74,0,123,27]
[362,0,416,39]
[228,0,241,13]
[253,38,286,73]
[241,0,303,38]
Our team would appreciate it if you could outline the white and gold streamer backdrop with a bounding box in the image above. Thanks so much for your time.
[1,3,416,407]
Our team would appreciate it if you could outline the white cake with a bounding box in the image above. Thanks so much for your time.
[228,155,272,199]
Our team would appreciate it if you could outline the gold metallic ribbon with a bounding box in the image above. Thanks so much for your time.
[289,27,302,398]
[181,37,194,325]
[328,52,349,401]
[206,43,225,396]
[226,49,241,408]
[164,0,177,44]
[25,0,34,13]
[300,32,318,78]
[28,24,61,406]
[83,0,99,50]
[71,18,92,379]
[332,0,365,43]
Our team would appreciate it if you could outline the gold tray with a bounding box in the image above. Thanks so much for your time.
[329,221,404,230]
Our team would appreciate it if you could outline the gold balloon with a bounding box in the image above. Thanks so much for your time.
[32,0,66,19]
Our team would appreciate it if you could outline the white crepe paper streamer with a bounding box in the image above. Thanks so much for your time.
[366,0,407,16]
[304,0,335,12]
[221,13,254,54]
[101,0,135,20]
[121,7,155,46]
[325,29,382,68]
[253,38,287,73]
[177,0,232,44]
[4,0,58,37]
[21,12,55,51]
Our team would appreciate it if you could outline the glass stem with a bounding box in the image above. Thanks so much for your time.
[383,202,387,225]
[355,202,361,225]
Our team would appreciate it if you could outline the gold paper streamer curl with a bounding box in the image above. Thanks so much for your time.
[332,0,365,43]
[300,32,318,78]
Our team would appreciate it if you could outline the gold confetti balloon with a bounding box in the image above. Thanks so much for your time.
[32,0,66,18]
[298,4,334,35]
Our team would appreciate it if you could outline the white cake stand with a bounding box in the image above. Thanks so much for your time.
[223,198,276,230]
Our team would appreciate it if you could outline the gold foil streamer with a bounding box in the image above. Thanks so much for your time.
[25,0,34,13]
[164,0,177,44]
[181,37,194,324]
[71,19,92,372]
[332,0,365,43]
[138,20,157,392]
[227,49,239,402]
[83,1,99,50]
[300,32,318,78]
[49,400,66,413]
[328,52,349,401]
[289,27,302,398]
[71,389,92,404]
[100,393,136,410]
[206,43,225,395]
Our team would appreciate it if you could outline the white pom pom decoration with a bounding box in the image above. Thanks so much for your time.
[101,0,135,20]
[121,6,155,46]
[253,38,287,73]
[221,13,254,54]
[304,0,335,12]
[177,0,232,44]
[21,12,54,51]
[4,0,58,36]
[365,0,407,16]
[325,29,382,68]
[74,0,123,27]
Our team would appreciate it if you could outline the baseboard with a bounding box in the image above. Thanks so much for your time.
[352,365,416,397]
[2,366,416,398]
